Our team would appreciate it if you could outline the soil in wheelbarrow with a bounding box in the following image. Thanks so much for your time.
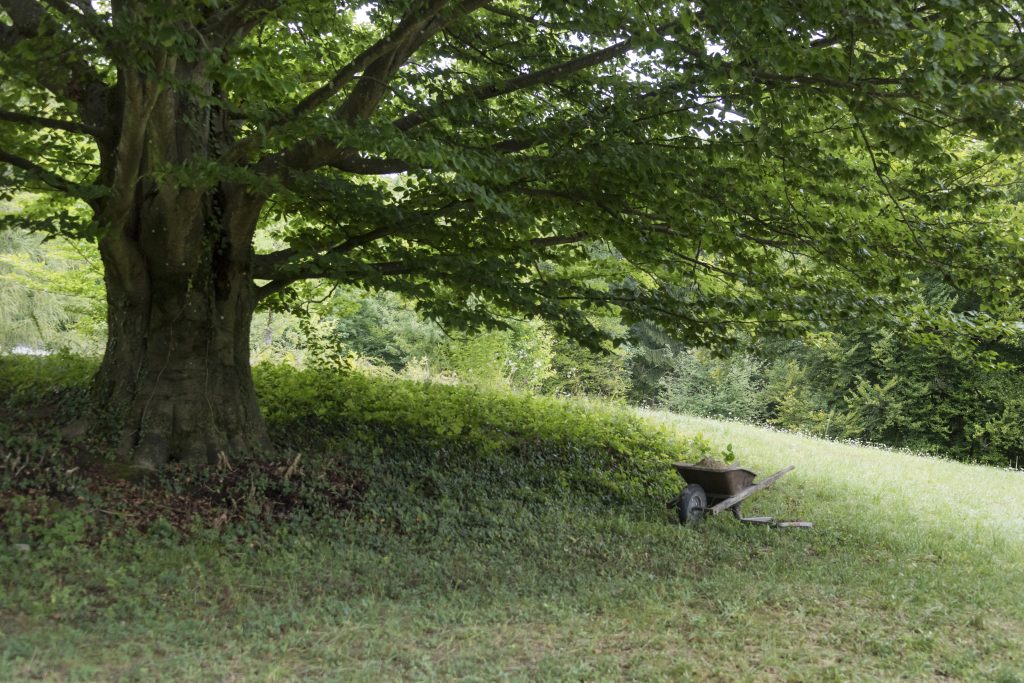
[695,456,733,470]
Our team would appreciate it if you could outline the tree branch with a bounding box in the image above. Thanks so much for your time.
[326,155,412,175]
[252,224,398,279]
[284,0,453,122]
[203,0,283,47]
[233,0,489,171]
[252,196,476,280]
[335,0,491,123]
[530,232,587,248]
[0,149,94,198]
[393,35,635,132]
[38,0,108,42]
[275,31,636,174]
[0,0,111,127]
[0,107,102,137]
[253,206,585,284]
[321,129,542,175]
[256,259,413,300]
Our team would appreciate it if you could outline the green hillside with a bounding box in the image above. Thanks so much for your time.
[2,357,1022,681]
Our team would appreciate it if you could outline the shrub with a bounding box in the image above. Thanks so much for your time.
[445,320,555,392]
[544,337,631,400]
[657,349,767,421]
[755,329,1024,465]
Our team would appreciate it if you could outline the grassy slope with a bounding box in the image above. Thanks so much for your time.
[2,363,1023,682]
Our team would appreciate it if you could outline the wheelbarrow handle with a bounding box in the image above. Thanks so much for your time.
[707,465,795,515]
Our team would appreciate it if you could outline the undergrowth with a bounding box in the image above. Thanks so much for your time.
[0,355,710,539]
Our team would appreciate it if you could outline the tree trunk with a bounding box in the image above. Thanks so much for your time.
[82,61,276,469]
[92,186,270,469]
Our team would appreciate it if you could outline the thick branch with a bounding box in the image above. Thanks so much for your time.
[0,0,111,126]
[256,259,413,300]
[0,149,93,198]
[235,0,488,171]
[278,33,635,174]
[326,155,412,175]
[530,232,587,248]
[252,224,397,279]
[254,219,587,288]
[285,0,453,122]
[251,197,476,280]
[335,0,491,123]
[0,107,101,136]
[322,129,543,175]
[393,36,635,132]
[203,0,281,45]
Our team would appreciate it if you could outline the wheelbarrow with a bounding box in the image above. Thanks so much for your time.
[670,463,811,528]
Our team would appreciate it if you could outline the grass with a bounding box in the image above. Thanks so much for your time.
[2,361,1023,682]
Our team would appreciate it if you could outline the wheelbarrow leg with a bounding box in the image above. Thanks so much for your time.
[732,503,778,525]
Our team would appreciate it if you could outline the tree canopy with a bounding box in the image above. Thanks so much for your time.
[2,0,1023,465]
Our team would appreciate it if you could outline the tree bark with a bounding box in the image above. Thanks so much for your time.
[77,55,277,470]
[92,185,270,469]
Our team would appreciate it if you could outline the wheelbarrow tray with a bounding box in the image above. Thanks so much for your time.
[671,464,757,501]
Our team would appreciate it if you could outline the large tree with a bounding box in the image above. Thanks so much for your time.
[1,0,1022,468]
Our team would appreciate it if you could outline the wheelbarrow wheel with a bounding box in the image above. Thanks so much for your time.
[677,484,707,526]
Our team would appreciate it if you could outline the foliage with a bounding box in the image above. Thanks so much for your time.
[776,327,1024,465]
[0,349,93,396]
[305,286,449,371]
[2,0,1023,351]
[444,319,555,392]
[624,283,1024,467]
[0,224,105,354]
[0,426,81,499]
[647,321,1024,466]
[259,280,628,396]
[625,321,685,405]
[759,355,864,441]
[0,354,701,523]
[255,362,690,476]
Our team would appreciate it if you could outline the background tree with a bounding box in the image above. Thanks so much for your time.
[1,0,1022,468]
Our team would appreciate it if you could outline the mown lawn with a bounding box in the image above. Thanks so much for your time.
[1,361,1022,682]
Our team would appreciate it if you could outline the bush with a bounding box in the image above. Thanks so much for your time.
[256,362,689,467]
[760,357,862,440]
[544,337,631,400]
[445,320,555,392]
[657,349,767,422]
[755,329,1024,465]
